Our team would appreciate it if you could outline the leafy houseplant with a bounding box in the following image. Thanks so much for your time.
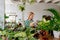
[45,8,60,31]
[37,14,53,31]
[45,8,60,38]
[37,14,54,31]
[45,8,60,23]
[37,20,50,31]
[1,26,37,40]
[14,27,37,40]
[36,16,53,40]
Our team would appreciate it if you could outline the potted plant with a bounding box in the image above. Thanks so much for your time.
[36,14,58,40]
[53,23,60,38]
[37,16,52,40]
[45,8,60,38]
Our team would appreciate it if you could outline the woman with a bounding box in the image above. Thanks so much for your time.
[25,12,34,27]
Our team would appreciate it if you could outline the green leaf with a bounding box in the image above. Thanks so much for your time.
[45,8,60,21]
[14,32,26,38]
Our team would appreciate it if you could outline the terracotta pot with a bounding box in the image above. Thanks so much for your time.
[39,30,49,40]
[40,30,48,36]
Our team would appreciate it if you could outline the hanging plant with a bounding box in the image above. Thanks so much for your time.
[4,14,9,19]
[29,0,36,4]
[19,5,25,12]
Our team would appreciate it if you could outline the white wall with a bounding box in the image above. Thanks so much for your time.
[5,3,60,23]
[24,3,60,21]
[0,0,4,29]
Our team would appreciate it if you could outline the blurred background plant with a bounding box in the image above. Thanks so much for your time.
[45,8,60,31]
[4,14,9,19]
[19,5,25,12]
[0,26,37,40]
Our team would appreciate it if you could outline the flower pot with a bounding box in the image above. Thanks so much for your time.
[53,31,60,38]
[39,30,49,40]
[40,30,48,36]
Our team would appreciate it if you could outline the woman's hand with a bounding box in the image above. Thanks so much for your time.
[30,22,35,27]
